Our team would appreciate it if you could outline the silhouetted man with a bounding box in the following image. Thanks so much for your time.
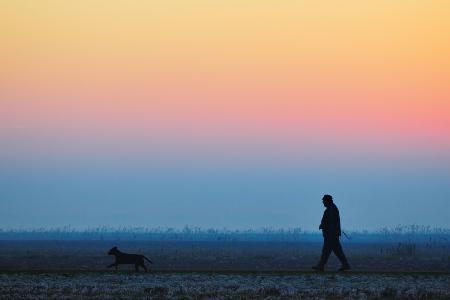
[312,194,351,272]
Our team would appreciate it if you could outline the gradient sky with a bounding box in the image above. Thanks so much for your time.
[1,1,449,230]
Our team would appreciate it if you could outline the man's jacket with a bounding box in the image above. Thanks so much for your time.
[320,203,342,238]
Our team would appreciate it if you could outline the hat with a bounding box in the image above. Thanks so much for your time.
[322,194,333,201]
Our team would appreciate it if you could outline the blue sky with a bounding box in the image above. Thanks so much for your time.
[1,156,449,231]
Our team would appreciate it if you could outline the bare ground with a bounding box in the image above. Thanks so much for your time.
[0,271,449,299]
[0,240,449,272]
[0,240,449,299]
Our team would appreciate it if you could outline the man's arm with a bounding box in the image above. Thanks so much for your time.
[319,209,327,230]
[336,207,342,236]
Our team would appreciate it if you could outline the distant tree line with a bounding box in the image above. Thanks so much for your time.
[0,225,448,243]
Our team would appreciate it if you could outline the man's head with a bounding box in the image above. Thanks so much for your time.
[322,194,333,207]
[108,246,119,255]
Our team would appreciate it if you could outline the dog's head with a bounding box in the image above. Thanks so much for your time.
[108,246,119,255]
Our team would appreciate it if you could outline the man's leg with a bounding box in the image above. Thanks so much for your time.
[331,238,350,270]
[314,237,332,270]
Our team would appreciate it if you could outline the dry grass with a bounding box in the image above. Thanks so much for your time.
[0,271,449,299]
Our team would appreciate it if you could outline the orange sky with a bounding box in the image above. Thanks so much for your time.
[1,0,450,162]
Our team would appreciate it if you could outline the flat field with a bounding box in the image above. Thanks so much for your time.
[1,271,450,299]
[0,240,448,272]
[0,240,449,299]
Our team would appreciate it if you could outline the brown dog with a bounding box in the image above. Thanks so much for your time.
[107,246,153,272]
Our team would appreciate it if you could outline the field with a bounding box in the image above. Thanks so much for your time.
[1,271,450,299]
[0,240,449,299]
[0,240,449,272]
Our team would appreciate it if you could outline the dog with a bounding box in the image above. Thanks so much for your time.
[107,246,153,272]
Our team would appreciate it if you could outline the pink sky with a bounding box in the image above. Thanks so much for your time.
[1,1,449,165]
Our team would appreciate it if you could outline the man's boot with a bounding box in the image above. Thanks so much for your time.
[337,264,351,272]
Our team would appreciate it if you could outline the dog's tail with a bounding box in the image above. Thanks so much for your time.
[143,255,153,264]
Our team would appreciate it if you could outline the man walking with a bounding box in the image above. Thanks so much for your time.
[312,194,351,272]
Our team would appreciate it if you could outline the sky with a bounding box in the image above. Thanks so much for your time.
[1,1,449,230]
